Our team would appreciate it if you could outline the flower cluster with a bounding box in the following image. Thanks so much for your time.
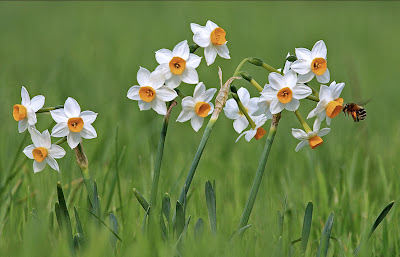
[13,87,98,173]
[127,20,230,131]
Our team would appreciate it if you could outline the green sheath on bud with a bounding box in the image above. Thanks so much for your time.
[230,85,238,94]
[238,71,252,82]
[248,57,264,66]
[286,55,297,62]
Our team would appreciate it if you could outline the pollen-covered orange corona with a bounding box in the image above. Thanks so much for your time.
[309,136,323,149]
[139,86,156,102]
[210,27,227,46]
[195,102,211,117]
[68,117,84,132]
[32,147,48,162]
[13,104,27,121]
[169,57,186,75]
[277,87,293,104]
[311,58,327,76]
[326,97,343,118]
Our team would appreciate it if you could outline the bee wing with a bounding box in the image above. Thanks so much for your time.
[357,98,372,106]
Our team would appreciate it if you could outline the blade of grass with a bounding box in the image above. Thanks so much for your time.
[109,213,118,249]
[317,212,334,257]
[301,202,313,254]
[205,180,217,235]
[133,188,150,212]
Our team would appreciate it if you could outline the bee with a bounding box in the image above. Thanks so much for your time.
[342,103,367,122]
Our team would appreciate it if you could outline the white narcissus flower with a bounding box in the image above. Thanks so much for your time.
[155,40,201,88]
[50,97,98,149]
[191,20,230,66]
[277,52,293,75]
[223,87,259,133]
[261,71,312,114]
[23,128,66,173]
[292,118,331,152]
[291,40,330,83]
[307,81,345,125]
[13,86,45,133]
[255,94,273,120]
[127,67,177,115]
[236,115,268,142]
[176,82,217,132]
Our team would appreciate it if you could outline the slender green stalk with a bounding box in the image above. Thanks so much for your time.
[238,113,281,229]
[174,88,187,98]
[307,84,320,98]
[237,71,263,92]
[230,91,256,129]
[234,58,250,76]
[74,143,95,206]
[55,137,67,145]
[36,105,63,113]
[261,63,280,73]
[294,110,312,132]
[306,95,320,102]
[115,127,124,224]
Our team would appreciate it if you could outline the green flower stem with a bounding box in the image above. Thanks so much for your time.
[175,88,187,99]
[307,84,319,98]
[189,43,199,53]
[238,71,263,92]
[250,79,263,92]
[234,57,279,76]
[294,110,312,133]
[148,101,176,218]
[230,91,256,129]
[36,105,63,113]
[306,95,320,102]
[238,113,281,229]
[261,63,280,73]
[55,137,67,145]
[234,58,251,76]
[74,143,95,206]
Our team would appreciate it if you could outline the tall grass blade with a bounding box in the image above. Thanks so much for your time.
[114,127,124,225]
[301,202,313,254]
[55,182,73,248]
[109,213,118,249]
[83,208,123,242]
[133,188,150,212]
[74,207,84,235]
[289,238,301,257]
[174,201,185,238]
[316,212,334,257]
[162,193,171,222]
[205,180,217,235]
[194,218,204,238]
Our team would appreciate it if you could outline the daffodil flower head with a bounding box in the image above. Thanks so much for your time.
[261,71,312,114]
[291,118,331,152]
[191,20,231,66]
[13,86,45,133]
[50,97,98,149]
[176,82,217,132]
[155,40,201,88]
[23,128,66,173]
[307,81,345,125]
[291,40,330,83]
[127,67,178,115]
[223,87,259,133]
[236,115,268,142]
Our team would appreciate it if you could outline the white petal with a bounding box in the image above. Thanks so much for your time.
[208,102,214,115]
[67,132,82,149]
[215,44,230,59]
[151,98,167,115]
[42,130,52,149]
[29,95,45,112]
[269,99,284,114]
[64,97,81,118]
[261,86,278,100]
[235,131,246,143]
[18,119,28,133]
[156,87,178,102]
[26,110,37,125]
[155,49,173,64]
[51,123,69,137]
[193,31,211,48]
[186,54,202,68]
[285,98,300,111]
[284,70,298,89]
[165,75,181,89]
[190,115,204,132]
[233,116,249,133]
[297,71,315,83]
[46,156,59,172]
[81,124,97,139]
[137,67,151,87]
[156,63,172,79]
[331,82,345,99]
[316,68,330,84]
[206,20,219,30]
[319,85,331,101]
[172,40,189,60]
[177,109,195,122]
[190,23,204,34]
[204,88,217,103]
[245,130,257,142]
[311,40,327,59]
[138,100,152,111]
[33,160,46,173]
[30,127,42,147]
[193,82,206,100]
[80,111,97,124]
[237,87,250,105]
[318,128,331,137]
[313,117,322,131]
[181,96,196,109]
[247,98,259,115]
[204,45,217,66]
[326,116,331,125]
[181,67,199,85]
[295,140,308,152]
[269,72,285,90]
[291,128,308,140]
[149,69,166,89]
[292,85,312,99]
[50,109,68,123]
[23,144,35,159]
[48,145,66,159]
[291,60,311,75]
[223,99,240,120]
[21,86,30,106]
[295,48,312,61]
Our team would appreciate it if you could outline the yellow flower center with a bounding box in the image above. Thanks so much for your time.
[254,127,267,140]
[326,97,343,118]
[68,117,84,132]
[277,87,293,104]
[169,57,186,75]
[309,136,323,149]
[210,27,227,46]
[311,58,327,76]
[139,86,156,102]
[32,147,48,163]
[13,104,27,121]
[195,101,211,118]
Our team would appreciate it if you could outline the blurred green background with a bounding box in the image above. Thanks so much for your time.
[0,1,399,256]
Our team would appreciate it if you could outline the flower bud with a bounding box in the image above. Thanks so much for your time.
[248,57,264,66]
[238,71,252,82]
[286,55,297,62]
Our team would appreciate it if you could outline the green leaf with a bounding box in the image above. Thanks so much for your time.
[205,180,217,235]
[194,218,204,238]
[133,188,150,212]
[162,193,171,222]
[174,201,185,237]
[109,213,118,249]
[55,182,73,246]
[301,202,313,254]
[74,207,84,235]
[83,208,123,242]
[92,180,102,219]
[289,238,301,257]
[73,233,84,250]
[316,212,334,257]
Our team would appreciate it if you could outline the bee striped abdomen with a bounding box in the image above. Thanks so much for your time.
[343,103,367,122]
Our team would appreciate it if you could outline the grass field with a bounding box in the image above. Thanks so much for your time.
[1,1,399,256]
